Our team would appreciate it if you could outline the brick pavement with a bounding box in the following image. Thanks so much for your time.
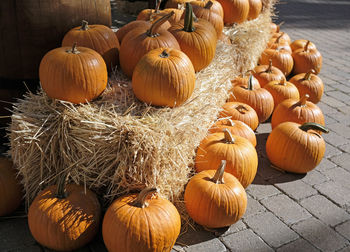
[1,0,350,251]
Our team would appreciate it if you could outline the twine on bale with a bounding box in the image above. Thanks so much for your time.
[8,8,274,218]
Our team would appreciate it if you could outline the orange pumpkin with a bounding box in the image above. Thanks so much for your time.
[271,94,325,129]
[247,0,262,20]
[267,32,292,53]
[136,1,173,29]
[62,20,120,72]
[263,78,300,108]
[185,160,247,228]
[28,177,101,251]
[271,24,291,44]
[217,0,249,24]
[290,39,316,52]
[253,59,286,88]
[191,0,224,18]
[259,47,294,76]
[195,129,258,188]
[230,74,260,88]
[266,122,328,173]
[289,70,324,104]
[132,48,196,107]
[102,188,181,252]
[0,157,23,216]
[165,0,191,8]
[292,41,322,75]
[115,21,152,43]
[39,43,108,104]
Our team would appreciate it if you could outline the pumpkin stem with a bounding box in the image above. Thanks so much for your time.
[131,187,158,208]
[147,11,174,37]
[67,42,80,54]
[183,3,195,32]
[275,32,284,44]
[304,40,310,51]
[279,77,286,86]
[211,160,226,184]
[155,0,162,13]
[298,94,309,107]
[204,1,213,9]
[236,105,248,114]
[56,173,69,199]
[160,49,170,58]
[247,75,254,90]
[276,21,284,33]
[266,59,273,73]
[303,69,315,80]
[227,118,235,127]
[81,20,89,31]
[223,128,235,144]
[299,122,329,134]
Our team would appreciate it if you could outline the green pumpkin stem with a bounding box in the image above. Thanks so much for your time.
[247,75,254,90]
[81,20,89,31]
[56,173,69,199]
[183,3,195,32]
[131,187,158,208]
[204,1,213,9]
[303,69,315,80]
[299,122,329,134]
[223,128,235,144]
[211,160,226,184]
[147,11,174,37]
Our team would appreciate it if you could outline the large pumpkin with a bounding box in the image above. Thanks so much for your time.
[132,48,196,107]
[28,177,101,251]
[0,0,111,79]
[216,0,249,24]
[266,122,328,173]
[185,160,247,228]
[102,187,181,252]
[0,157,23,216]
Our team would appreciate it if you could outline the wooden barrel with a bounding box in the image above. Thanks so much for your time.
[0,0,112,80]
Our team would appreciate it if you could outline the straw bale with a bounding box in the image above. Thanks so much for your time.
[8,5,274,212]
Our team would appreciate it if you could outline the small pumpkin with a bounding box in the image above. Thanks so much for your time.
[289,70,324,104]
[185,160,247,228]
[195,129,258,188]
[165,0,191,8]
[28,175,101,251]
[290,39,316,52]
[132,48,196,107]
[136,1,173,30]
[267,32,292,53]
[39,43,108,104]
[266,122,329,173]
[102,188,181,252]
[191,0,224,18]
[292,41,322,75]
[247,0,262,20]
[115,21,152,44]
[253,59,285,88]
[219,101,259,131]
[263,78,300,108]
[271,24,291,44]
[259,47,294,76]
[271,94,325,129]
[62,20,120,72]
[230,73,260,88]
[216,0,249,24]
[0,157,23,216]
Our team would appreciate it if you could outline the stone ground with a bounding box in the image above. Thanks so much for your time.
[1,0,350,251]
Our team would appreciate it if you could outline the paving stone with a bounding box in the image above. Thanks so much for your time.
[337,246,350,252]
[324,114,338,125]
[291,218,348,252]
[171,245,185,252]
[300,195,350,227]
[321,167,350,190]
[330,153,350,172]
[215,220,247,237]
[318,101,340,115]
[246,177,281,201]
[324,132,350,147]
[245,195,266,217]
[269,178,317,201]
[335,220,350,241]
[243,212,299,248]
[302,170,329,186]
[315,181,350,208]
[327,123,350,139]
[327,91,350,103]
[176,226,216,247]
[325,143,343,158]
[184,238,226,252]
[316,158,337,171]
[221,229,273,252]
[256,123,271,134]
[261,194,311,225]
[339,143,350,153]
[276,238,319,252]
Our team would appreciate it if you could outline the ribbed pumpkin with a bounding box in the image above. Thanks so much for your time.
[62,20,120,72]
[191,0,224,18]
[271,94,325,129]
[136,2,172,29]
[271,25,291,44]
[231,74,260,88]
[0,157,23,216]
[267,32,292,53]
[289,70,324,104]
[169,3,217,72]
[28,176,101,251]
[120,12,180,78]
[269,22,278,34]
[209,119,257,146]
[247,0,262,20]
[253,60,286,88]
[219,102,259,131]
[229,75,274,122]
[292,41,322,75]
[159,8,185,24]
[185,160,247,228]
[217,0,249,24]
[132,48,195,107]
[195,129,258,188]
[263,78,300,108]
[266,122,328,173]
[165,0,191,8]
[259,48,294,76]
[102,188,181,252]
[39,44,108,104]
[115,21,152,44]
[290,39,316,52]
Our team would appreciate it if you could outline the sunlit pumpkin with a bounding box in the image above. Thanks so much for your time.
[292,41,322,75]
[263,78,300,108]
[216,0,249,24]
[259,47,294,76]
[115,21,152,43]
[253,59,286,88]
[247,0,262,20]
[191,0,224,18]
[290,39,316,52]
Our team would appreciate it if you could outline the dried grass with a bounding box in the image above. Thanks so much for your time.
[8,5,274,216]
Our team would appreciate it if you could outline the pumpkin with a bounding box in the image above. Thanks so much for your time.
[230,74,260,88]
[216,0,249,24]
[159,8,185,24]
[219,101,259,130]
[209,119,257,146]
[263,78,300,108]
[191,0,224,18]
[115,21,152,43]
[119,12,180,78]
[271,24,291,44]
[28,176,101,251]
[229,75,274,122]
[192,1,224,37]
[266,122,329,173]
[195,129,258,188]
[253,59,286,88]
[132,48,196,107]
[247,0,262,20]
[0,157,23,216]
[290,39,316,52]
[169,3,217,72]
[271,94,325,129]
[292,41,322,74]
[62,20,120,72]
[39,43,107,104]
[259,47,294,76]
[165,0,191,8]
[102,187,181,252]
[289,70,324,104]
[185,160,247,228]
[136,1,172,30]
[269,22,278,34]
[267,32,292,53]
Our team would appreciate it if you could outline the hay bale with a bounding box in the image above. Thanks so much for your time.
[9,7,274,210]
